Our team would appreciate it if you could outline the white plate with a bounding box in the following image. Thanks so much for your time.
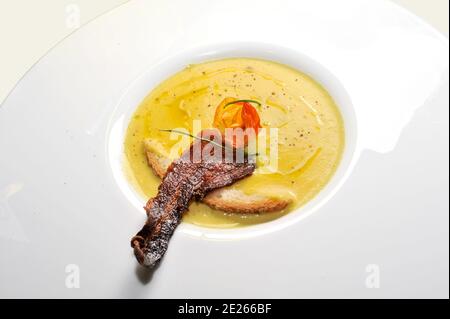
[0,0,448,298]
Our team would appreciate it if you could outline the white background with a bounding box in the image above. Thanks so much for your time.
[0,0,448,105]
[0,0,447,299]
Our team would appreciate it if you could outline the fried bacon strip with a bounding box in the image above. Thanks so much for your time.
[131,130,255,268]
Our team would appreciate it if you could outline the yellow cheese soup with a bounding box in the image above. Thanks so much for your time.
[124,58,345,228]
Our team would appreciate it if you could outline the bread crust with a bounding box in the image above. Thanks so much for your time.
[145,143,291,214]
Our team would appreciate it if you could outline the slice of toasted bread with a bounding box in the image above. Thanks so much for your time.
[144,139,292,214]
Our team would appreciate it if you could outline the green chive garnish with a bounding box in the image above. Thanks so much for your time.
[224,99,262,108]
[159,129,234,152]
[159,129,258,158]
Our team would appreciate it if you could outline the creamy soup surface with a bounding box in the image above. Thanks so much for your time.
[124,58,345,228]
